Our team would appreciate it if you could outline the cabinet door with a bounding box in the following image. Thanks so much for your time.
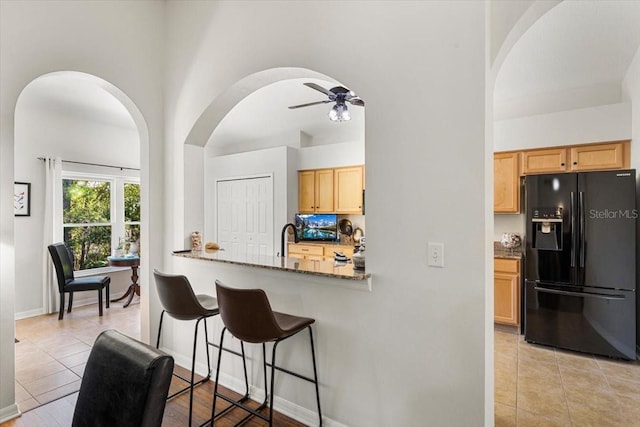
[298,171,316,213]
[334,166,364,214]
[522,148,568,174]
[314,169,334,213]
[494,153,520,213]
[570,141,628,171]
[494,272,519,326]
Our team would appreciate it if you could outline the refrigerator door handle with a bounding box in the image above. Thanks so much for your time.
[533,286,625,301]
[570,191,576,267]
[579,191,585,268]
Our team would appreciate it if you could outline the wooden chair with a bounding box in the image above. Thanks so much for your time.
[47,242,110,320]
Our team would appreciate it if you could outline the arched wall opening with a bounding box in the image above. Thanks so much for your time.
[12,70,150,341]
[182,67,365,256]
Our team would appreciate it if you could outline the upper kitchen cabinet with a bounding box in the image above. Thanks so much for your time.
[521,140,630,175]
[334,165,364,214]
[298,169,334,213]
[494,152,520,214]
[569,140,629,172]
[521,148,568,174]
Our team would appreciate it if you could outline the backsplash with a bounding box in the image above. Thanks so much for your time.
[494,214,525,241]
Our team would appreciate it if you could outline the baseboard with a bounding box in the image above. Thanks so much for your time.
[165,348,346,427]
[0,404,21,424]
[15,308,45,320]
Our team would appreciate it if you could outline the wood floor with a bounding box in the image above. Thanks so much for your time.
[4,302,304,427]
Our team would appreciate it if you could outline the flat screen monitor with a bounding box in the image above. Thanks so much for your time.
[295,214,338,242]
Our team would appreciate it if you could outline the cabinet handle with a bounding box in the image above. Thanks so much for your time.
[573,162,577,165]
[315,206,319,209]
[560,163,565,166]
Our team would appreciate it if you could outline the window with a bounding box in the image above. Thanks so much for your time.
[124,182,140,253]
[62,174,140,271]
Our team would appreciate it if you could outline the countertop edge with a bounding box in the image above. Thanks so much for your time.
[172,251,371,281]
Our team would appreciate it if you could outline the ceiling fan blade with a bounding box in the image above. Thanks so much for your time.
[348,97,365,107]
[303,82,333,96]
[288,100,332,109]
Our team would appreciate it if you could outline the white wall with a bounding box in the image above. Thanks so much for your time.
[13,103,140,316]
[0,1,165,421]
[166,1,487,425]
[494,102,632,152]
[623,47,640,169]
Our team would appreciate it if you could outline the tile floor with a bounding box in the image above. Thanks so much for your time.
[13,301,139,413]
[495,327,640,426]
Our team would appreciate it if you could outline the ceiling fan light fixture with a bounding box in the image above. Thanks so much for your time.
[329,102,350,122]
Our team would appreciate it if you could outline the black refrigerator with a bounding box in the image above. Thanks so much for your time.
[524,170,637,360]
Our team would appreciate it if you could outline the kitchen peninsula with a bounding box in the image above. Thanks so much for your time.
[167,247,373,425]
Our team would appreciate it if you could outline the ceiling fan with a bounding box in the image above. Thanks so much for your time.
[288,82,365,121]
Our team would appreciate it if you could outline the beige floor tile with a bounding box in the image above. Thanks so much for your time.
[44,341,90,360]
[16,398,40,413]
[516,407,572,427]
[518,341,557,364]
[21,368,80,397]
[14,383,31,402]
[69,363,86,377]
[495,354,518,407]
[57,349,91,368]
[555,348,599,371]
[495,402,516,427]
[565,391,626,427]
[517,383,571,423]
[15,359,67,384]
[616,395,640,426]
[34,380,82,406]
[596,357,640,383]
[607,375,640,400]
[558,364,610,391]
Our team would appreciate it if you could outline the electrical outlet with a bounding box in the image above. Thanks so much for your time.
[428,242,444,268]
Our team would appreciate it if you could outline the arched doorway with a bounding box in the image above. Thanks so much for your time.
[12,70,149,410]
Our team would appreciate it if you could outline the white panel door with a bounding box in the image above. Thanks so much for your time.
[217,176,273,257]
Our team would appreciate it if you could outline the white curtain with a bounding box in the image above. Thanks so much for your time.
[42,157,63,314]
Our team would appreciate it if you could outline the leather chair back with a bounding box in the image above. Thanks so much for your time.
[153,270,212,320]
[215,280,284,343]
[48,243,75,291]
[72,329,174,427]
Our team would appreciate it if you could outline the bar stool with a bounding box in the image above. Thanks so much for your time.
[211,280,322,426]
[153,270,249,426]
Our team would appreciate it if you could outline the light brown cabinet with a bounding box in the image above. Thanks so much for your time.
[298,165,364,214]
[298,169,334,213]
[521,148,568,174]
[494,258,520,326]
[288,243,354,261]
[520,140,629,175]
[334,166,364,214]
[569,141,628,171]
[494,152,520,214]
[287,243,325,261]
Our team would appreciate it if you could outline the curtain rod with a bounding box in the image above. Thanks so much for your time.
[38,157,140,172]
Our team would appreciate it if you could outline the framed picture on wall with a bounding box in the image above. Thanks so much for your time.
[14,182,31,217]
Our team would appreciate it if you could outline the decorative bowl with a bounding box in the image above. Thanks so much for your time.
[500,232,521,249]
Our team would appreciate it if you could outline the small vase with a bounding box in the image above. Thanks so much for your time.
[129,242,139,255]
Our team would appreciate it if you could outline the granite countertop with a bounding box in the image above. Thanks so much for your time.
[172,250,370,281]
[494,241,523,259]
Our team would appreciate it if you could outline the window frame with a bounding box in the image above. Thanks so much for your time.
[61,170,140,273]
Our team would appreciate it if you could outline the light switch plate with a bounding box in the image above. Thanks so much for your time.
[428,242,444,268]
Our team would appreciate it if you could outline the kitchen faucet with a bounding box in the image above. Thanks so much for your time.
[280,223,299,257]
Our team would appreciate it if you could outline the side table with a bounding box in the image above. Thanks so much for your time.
[108,256,140,308]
